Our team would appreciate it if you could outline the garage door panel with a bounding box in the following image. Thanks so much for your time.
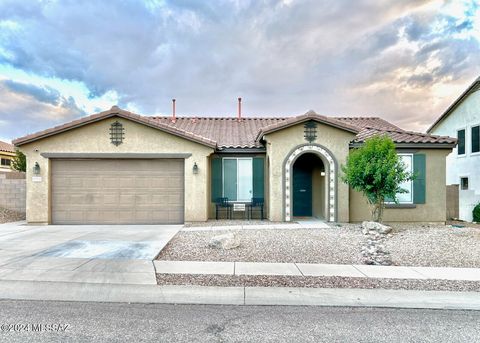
[51,159,184,224]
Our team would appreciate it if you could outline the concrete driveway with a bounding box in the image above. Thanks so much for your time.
[0,222,180,285]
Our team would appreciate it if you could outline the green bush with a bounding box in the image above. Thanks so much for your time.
[473,203,480,223]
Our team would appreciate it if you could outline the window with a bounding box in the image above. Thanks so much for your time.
[461,177,469,190]
[0,158,11,166]
[222,158,253,201]
[396,154,413,203]
[472,126,480,153]
[457,129,465,155]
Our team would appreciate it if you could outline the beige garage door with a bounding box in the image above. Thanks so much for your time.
[51,159,184,224]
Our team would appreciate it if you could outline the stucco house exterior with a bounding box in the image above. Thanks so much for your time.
[0,140,15,172]
[13,106,456,225]
[427,76,480,222]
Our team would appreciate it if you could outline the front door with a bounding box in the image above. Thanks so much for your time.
[292,159,312,217]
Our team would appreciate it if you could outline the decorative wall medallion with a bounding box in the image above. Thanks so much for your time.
[304,121,317,143]
[285,145,336,222]
[110,121,124,146]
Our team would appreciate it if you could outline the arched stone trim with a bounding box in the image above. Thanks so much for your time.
[283,144,337,222]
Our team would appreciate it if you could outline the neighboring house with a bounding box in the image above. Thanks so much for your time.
[0,140,15,172]
[427,76,480,222]
[13,106,456,225]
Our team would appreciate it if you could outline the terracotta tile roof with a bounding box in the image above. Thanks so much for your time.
[0,140,14,153]
[151,116,286,148]
[353,127,457,145]
[13,106,456,149]
[334,117,403,131]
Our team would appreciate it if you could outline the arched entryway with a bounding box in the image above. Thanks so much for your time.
[292,153,325,218]
[284,144,337,222]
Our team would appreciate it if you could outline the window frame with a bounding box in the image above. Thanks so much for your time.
[222,157,253,202]
[0,158,11,167]
[395,153,414,204]
[471,124,480,155]
[457,128,466,157]
[460,177,469,190]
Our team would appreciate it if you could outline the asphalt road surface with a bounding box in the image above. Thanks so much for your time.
[0,300,479,342]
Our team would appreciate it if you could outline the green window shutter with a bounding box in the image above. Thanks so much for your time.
[413,154,426,204]
[211,158,223,202]
[252,157,265,198]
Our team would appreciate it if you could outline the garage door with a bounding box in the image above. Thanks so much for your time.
[51,159,184,224]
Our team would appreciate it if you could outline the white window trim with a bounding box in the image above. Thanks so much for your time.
[457,127,466,158]
[386,153,413,204]
[460,175,470,191]
[222,157,253,202]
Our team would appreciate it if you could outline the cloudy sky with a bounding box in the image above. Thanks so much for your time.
[1,0,479,142]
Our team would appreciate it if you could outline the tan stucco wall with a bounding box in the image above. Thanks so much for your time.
[264,122,356,222]
[349,149,450,223]
[20,117,214,224]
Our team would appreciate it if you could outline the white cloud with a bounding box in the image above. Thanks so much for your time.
[0,0,478,140]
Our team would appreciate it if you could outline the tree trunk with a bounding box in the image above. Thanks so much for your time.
[371,201,384,222]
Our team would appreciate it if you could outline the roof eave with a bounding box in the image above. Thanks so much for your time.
[349,142,457,149]
[427,77,480,133]
[255,115,359,143]
[13,110,217,149]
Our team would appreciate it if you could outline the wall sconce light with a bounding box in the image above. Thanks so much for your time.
[192,162,199,174]
[320,171,326,176]
[33,162,41,175]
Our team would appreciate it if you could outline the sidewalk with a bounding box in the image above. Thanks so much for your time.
[154,260,480,281]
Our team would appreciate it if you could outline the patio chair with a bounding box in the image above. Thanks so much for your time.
[248,197,264,220]
[215,197,232,219]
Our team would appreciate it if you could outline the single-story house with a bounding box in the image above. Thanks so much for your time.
[0,140,15,172]
[13,106,456,225]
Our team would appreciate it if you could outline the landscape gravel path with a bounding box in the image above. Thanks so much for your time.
[158,223,480,268]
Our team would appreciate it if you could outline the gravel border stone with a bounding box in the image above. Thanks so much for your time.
[156,274,480,292]
[0,207,25,224]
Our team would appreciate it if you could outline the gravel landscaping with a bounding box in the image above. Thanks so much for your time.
[156,274,480,292]
[158,227,364,264]
[386,224,480,268]
[157,223,480,268]
[0,207,25,224]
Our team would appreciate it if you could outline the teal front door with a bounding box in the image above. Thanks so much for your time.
[293,158,312,217]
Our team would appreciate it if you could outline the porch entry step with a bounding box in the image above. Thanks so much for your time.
[153,260,480,281]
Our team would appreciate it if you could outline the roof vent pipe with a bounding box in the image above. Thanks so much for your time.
[237,97,242,121]
[172,99,176,123]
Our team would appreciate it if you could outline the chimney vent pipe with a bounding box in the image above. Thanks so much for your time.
[237,97,242,121]
[172,99,176,123]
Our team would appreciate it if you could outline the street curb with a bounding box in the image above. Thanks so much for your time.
[0,280,479,310]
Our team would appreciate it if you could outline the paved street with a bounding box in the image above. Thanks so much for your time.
[0,300,478,342]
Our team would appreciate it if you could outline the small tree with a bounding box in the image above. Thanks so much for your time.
[11,149,26,172]
[473,203,480,223]
[341,135,413,222]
